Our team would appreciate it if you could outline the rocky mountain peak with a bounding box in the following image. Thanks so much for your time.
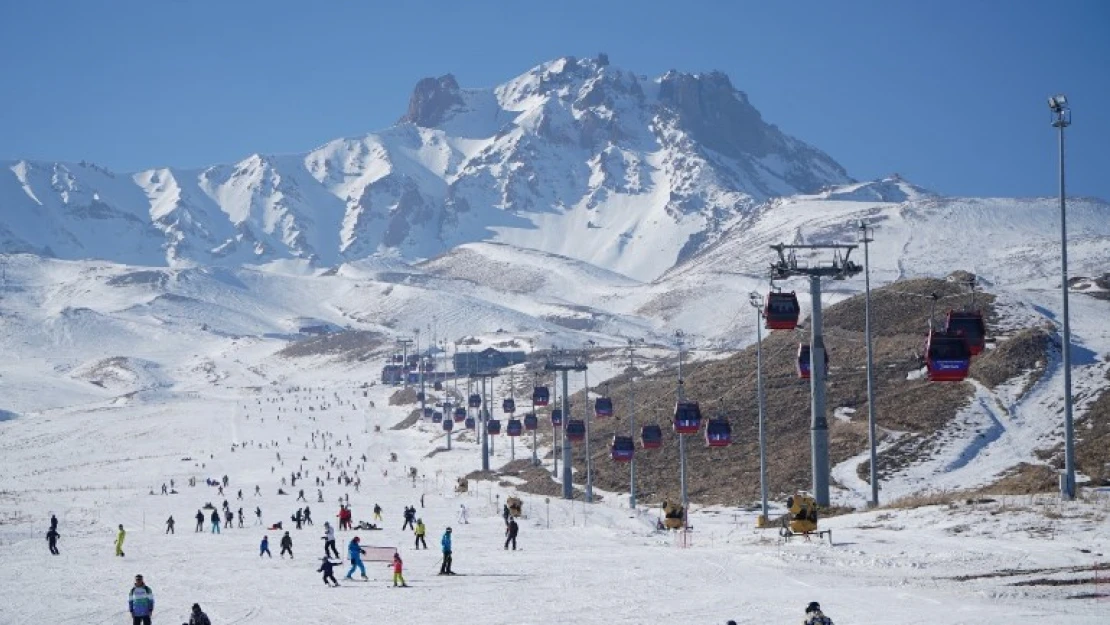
[399,74,464,127]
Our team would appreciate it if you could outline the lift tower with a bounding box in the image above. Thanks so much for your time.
[544,350,589,500]
[770,243,862,507]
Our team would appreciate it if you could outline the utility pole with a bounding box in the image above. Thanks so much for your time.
[415,328,426,421]
[748,293,769,526]
[627,338,643,509]
[583,354,592,503]
[770,243,862,507]
[859,221,879,507]
[470,368,499,473]
[398,338,413,388]
[676,331,689,524]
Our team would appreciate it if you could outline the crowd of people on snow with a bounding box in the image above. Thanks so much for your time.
[39,383,838,625]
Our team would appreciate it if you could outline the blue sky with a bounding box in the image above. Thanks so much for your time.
[1,0,1107,200]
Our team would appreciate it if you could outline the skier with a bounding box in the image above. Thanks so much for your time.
[318,557,341,587]
[165,515,175,535]
[457,503,469,524]
[115,524,126,557]
[280,531,294,558]
[293,509,303,530]
[297,489,306,502]
[237,508,244,528]
[502,504,511,525]
[128,574,154,625]
[195,509,204,532]
[505,517,518,551]
[391,551,407,587]
[303,506,313,526]
[260,535,272,558]
[237,489,243,500]
[224,508,233,529]
[414,518,427,549]
[373,503,382,522]
[161,483,168,495]
[255,485,261,496]
[255,506,263,526]
[438,527,454,575]
[210,509,220,534]
[50,513,58,531]
[804,601,834,625]
[46,527,60,555]
[187,603,212,625]
[402,506,415,531]
[323,521,339,558]
[345,536,367,580]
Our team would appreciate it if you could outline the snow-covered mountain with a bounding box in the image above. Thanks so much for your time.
[1,55,851,280]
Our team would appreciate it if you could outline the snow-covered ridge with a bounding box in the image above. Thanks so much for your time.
[1,54,853,280]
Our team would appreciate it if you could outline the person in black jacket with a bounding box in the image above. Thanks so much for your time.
[280,531,294,558]
[504,517,518,551]
[187,603,211,625]
[317,557,340,586]
[46,527,60,554]
[195,510,204,532]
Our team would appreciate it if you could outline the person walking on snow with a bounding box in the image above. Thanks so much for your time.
[187,603,211,625]
[260,535,272,557]
[438,527,454,575]
[50,514,58,532]
[323,521,339,558]
[391,551,407,587]
[115,524,126,557]
[224,508,233,529]
[255,506,262,526]
[210,509,220,534]
[505,517,518,551]
[46,527,60,554]
[414,519,427,549]
[373,503,382,522]
[195,510,204,532]
[318,557,341,587]
[457,503,469,524]
[165,515,175,534]
[345,537,367,580]
[303,506,313,526]
[279,531,294,558]
[128,574,154,625]
[803,601,834,625]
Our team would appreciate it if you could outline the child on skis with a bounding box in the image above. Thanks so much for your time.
[391,551,407,587]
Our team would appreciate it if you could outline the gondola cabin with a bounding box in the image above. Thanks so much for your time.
[523,413,538,431]
[640,424,663,449]
[705,418,732,447]
[796,344,830,380]
[506,418,523,437]
[432,412,443,423]
[594,396,613,418]
[453,407,467,422]
[551,409,563,428]
[468,394,482,408]
[673,401,702,435]
[924,330,971,382]
[486,419,502,436]
[611,435,635,462]
[532,386,550,407]
[945,310,986,356]
[502,398,516,414]
[464,417,476,430]
[434,381,443,391]
[565,419,586,442]
[442,419,453,432]
[764,291,801,331]
[416,391,425,402]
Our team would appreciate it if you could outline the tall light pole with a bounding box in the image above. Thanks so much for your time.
[1049,94,1076,500]
[859,221,879,507]
[627,338,643,509]
[748,293,769,526]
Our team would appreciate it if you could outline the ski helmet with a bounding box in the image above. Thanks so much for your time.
[806,602,821,614]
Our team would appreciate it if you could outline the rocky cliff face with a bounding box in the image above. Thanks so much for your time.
[0,55,854,279]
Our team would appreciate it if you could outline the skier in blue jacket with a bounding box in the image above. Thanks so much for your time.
[345,536,367,580]
[128,574,154,625]
[439,527,454,575]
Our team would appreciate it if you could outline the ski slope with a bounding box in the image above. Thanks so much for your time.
[1,362,1107,625]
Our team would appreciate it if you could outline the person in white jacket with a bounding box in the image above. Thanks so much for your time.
[322,521,338,558]
[457,504,469,524]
